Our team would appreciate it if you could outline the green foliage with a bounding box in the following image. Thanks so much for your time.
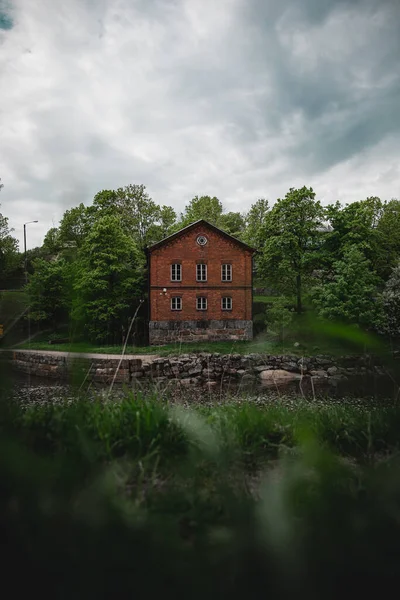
[312,246,382,327]
[381,263,400,338]
[266,297,294,342]
[219,211,246,238]
[259,187,324,313]
[243,197,269,248]
[180,195,224,227]
[324,197,384,271]
[58,202,90,251]
[72,215,145,342]
[25,258,70,327]
[0,204,19,285]
[91,185,176,248]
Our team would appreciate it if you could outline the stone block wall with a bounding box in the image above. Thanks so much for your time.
[149,319,253,345]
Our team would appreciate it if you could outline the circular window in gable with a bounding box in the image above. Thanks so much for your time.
[197,235,208,246]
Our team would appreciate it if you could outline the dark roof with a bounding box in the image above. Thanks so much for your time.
[146,219,257,253]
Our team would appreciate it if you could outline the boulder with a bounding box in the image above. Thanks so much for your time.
[259,369,301,383]
[310,369,328,378]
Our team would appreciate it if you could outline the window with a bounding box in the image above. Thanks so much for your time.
[222,297,232,311]
[197,235,208,246]
[221,264,232,282]
[171,263,182,282]
[171,296,182,311]
[196,297,207,311]
[196,263,207,281]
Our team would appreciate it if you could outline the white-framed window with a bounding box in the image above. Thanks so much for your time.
[221,297,232,311]
[221,264,232,282]
[196,263,207,282]
[171,263,182,282]
[171,296,182,311]
[196,297,207,311]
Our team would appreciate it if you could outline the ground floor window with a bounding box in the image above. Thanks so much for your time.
[196,297,207,310]
[171,296,182,310]
[221,296,232,310]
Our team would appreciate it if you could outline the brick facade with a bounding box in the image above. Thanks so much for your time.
[147,220,255,344]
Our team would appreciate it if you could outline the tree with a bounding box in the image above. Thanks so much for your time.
[381,263,400,338]
[219,212,246,238]
[266,297,294,343]
[180,195,224,227]
[145,205,177,244]
[375,199,400,279]
[259,187,325,313]
[0,205,19,287]
[72,215,145,342]
[42,227,61,257]
[26,258,70,329]
[91,185,164,248]
[324,197,384,272]
[312,246,381,328]
[243,198,269,249]
[58,203,90,251]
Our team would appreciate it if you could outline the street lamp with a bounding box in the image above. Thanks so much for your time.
[24,220,38,284]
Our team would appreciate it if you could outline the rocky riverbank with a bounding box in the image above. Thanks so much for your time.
[8,349,388,387]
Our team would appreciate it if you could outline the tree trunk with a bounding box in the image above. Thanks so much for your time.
[296,273,302,314]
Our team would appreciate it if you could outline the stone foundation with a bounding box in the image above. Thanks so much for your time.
[149,320,253,345]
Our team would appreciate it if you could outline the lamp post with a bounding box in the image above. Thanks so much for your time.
[24,220,38,285]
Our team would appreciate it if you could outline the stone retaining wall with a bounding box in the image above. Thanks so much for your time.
[10,350,387,387]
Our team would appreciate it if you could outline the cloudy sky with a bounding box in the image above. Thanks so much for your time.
[1,0,400,250]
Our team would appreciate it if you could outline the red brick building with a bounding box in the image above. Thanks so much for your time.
[146,220,256,344]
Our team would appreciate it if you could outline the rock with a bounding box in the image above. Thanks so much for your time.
[280,361,300,373]
[310,369,328,378]
[188,365,202,376]
[254,365,273,372]
[327,366,338,376]
[293,342,300,348]
[259,369,301,383]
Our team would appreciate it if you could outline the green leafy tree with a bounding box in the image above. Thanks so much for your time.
[243,198,269,249]
[381,264,400,338]
[91,185,164,248]
[26,258,70,329]
[312,246,381,328]
[72,215,145,343]
[259,187,325,313]
[180,195,224,227]
[219,212,246,238]
[266,297,294,343]
[0,205,20,286]
[42,227,61,257]
[324,197,384,271]
[58,203,91,251]
[145,205,177,244]
[375,199,400,279]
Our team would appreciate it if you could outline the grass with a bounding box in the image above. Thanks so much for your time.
[3,385,400,596]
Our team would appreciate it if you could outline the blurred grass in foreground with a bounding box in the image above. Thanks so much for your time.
[2,389,400,597]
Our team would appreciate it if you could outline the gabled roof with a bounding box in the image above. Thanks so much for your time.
[146,219,257,253]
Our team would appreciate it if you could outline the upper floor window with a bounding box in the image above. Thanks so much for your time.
[171,263,182,282]
[196,297,207,311]
[171,296,182,311]
[221,264,232,282]
[222,297,232,311]
[196,263,207,282]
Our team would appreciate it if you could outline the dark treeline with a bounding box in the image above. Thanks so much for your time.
[1,183,400,344]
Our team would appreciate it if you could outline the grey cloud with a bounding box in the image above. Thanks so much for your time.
[1,0,400,250]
